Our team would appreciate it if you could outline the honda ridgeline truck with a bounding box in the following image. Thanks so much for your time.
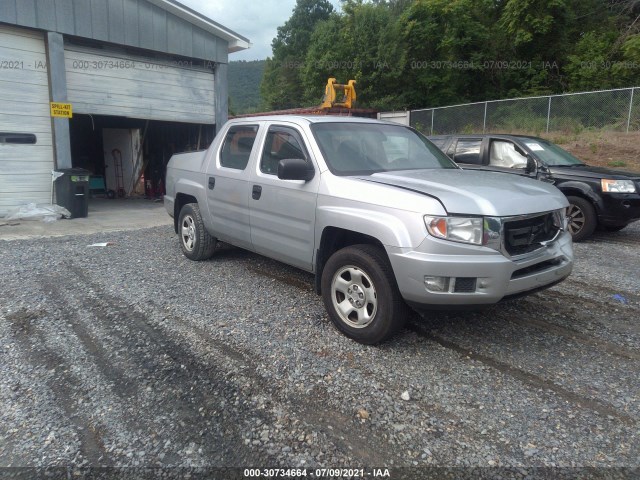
[165,116,573,344]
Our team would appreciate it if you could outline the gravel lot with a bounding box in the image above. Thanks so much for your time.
[0,220,638,478]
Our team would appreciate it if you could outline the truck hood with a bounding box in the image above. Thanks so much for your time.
[359,169,568,216]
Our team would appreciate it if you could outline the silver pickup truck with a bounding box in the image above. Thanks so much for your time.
[165,116,573,344]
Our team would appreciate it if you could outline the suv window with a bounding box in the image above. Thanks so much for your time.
[260,127,307,175]
[453,139,482,164]
[489,140,528,168]
[220,125,258,170]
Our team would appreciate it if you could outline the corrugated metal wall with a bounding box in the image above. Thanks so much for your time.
[0,25,55,214]
[65,43,216,124]
[0,0,228,63]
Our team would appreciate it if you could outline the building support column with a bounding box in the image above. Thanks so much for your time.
[214,62,229,133]
[45,32,72,169]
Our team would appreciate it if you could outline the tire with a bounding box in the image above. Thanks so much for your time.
[566,196,597,242]
[321,244,409,344]
[178,203,217,261]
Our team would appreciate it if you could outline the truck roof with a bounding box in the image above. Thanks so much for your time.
[228,115,395,126]
[428,133,547,142]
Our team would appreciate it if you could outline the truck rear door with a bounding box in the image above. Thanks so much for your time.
[205,124,259,250]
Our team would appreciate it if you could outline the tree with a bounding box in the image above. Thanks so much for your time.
[260,0,334,109]
[261,0,640,113]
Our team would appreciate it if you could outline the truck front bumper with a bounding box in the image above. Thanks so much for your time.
[387,231,573,308]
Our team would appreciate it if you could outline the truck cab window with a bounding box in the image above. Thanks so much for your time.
[261,129,306,175]
[490,140,527,168]
[220,125,258,170]
[453,139,482,164]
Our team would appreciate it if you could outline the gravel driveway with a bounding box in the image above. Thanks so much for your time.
[0,220,638,478]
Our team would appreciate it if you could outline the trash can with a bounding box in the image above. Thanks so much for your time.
[54,168,90,218]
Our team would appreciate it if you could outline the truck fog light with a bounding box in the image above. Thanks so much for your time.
[424,276,449,292]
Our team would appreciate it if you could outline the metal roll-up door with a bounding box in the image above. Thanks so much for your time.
[0,26,55,215]
[65,44,215,124]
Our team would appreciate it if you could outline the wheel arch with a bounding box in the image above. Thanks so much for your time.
[558,182,603,214]
[174,193,198,233]
[314,227,388,295]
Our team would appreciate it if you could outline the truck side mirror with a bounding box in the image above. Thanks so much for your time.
[278,158,315,181]
[525,154,537,175]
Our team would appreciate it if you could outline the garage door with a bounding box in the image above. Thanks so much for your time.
[65,44,215,124]
[0,26,55,215]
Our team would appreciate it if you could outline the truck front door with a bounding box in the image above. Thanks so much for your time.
[248,125,319,271]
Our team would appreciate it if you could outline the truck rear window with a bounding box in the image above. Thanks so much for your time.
[220,125,258,170]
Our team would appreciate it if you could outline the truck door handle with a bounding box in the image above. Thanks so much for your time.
[208,177,215,190]
[252,185,262,200]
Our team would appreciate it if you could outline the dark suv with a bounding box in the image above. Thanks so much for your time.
[429,134,640,241]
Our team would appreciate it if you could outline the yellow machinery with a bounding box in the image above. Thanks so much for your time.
[321,78,357,109]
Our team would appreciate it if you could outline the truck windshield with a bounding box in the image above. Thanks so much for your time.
[523,140,584,167]
[311,122,458,175]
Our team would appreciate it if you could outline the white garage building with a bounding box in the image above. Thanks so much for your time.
[0,0,249,214]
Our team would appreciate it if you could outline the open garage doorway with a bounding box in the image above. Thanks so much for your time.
[69,114,215,199]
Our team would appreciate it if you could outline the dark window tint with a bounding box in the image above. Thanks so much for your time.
[220,125,258,170]
[261,128,306,175]
[453,139,482,164]
[0,132,37,144]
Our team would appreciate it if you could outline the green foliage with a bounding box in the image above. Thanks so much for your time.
[608,160,627,167]
[301,1,405,108]
[228,60,266,114]
[259,0,640,112]
[261,0,334,109]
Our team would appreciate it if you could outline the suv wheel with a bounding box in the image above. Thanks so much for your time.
[566,196,596,242]
[178,203,217,261]
[321,244,408,344]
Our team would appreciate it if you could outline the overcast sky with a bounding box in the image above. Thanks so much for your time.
[180,0,342,61]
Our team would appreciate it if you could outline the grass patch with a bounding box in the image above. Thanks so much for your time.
[608,160,627,168]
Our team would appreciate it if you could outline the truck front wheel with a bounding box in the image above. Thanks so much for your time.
[178,203,217,261]
[321,245,408,344]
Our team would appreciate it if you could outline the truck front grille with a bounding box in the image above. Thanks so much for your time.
[503,213,558,256]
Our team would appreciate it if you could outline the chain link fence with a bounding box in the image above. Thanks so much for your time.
[409,87,639,136]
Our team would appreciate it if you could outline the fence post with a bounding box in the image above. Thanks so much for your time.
[546,96,552,133]
[431,109,434,136]
[627,88,635,133]
[483,102,488,133]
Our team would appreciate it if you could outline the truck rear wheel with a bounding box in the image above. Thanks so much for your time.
[178,203,217,261]
[321,244,408,344]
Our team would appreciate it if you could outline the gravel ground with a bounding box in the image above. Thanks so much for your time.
[0,221,638,478]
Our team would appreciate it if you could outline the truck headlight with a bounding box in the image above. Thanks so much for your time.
[601,179,636,193]
[424,216,484,245]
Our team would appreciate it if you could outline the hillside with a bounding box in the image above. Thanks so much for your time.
[228,60,265,115]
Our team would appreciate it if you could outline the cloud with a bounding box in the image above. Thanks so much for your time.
[180,0,340,61]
